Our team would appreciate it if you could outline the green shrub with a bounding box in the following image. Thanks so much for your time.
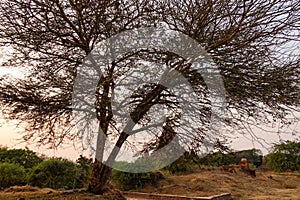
[249,163,256,169]
[198,151,234,167]
[76,155,93,188]
[163,153,197,174]
[111,170,159,190]
[0,162,26,188]
[111,161,162,190]
[266,141,300,172]
[28,158,81,189]
[266,152,300,172]
[0,148,44,169]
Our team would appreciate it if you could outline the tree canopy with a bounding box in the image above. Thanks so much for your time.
[0,0,299,193]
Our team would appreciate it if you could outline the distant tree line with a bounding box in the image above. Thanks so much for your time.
[0,147,92,189]
[0,141,299,190]
[198,149,263,167]
[164,141,300,173]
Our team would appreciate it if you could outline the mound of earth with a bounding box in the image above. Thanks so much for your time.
[126,169,300,200]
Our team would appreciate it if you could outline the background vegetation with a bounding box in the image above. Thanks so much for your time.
[198,149,263,167]
[266,141,300,172]
[0,147,92,189]
[0,142,299,190]
[0,162,26,188]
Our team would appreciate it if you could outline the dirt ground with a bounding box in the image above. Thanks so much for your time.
[0,169,299,200]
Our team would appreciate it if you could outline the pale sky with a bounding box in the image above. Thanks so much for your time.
[0,114,299,161]
[0,121,88,161]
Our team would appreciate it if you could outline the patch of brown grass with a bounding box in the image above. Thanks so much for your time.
[282,179,298,189]
[126,169,300,199]
[0,186,125,200]
[4,185,41,192]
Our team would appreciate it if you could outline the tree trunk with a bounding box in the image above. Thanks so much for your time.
[88,85,167,194]
[88,160,112,194]
[88,131,130,194]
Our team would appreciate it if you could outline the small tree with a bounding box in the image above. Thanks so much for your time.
[0,162,26,188]
[28,158,80,189]
[0,147,44,169]
[266,141,300,172]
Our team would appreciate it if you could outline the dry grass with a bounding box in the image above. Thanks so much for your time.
[0,185,125,200]
[129,169,300,200]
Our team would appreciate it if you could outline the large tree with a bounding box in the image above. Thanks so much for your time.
[0,0,299,194]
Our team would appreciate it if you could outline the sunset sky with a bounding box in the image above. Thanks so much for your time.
[0,114,299,161]
[0,121,87,161]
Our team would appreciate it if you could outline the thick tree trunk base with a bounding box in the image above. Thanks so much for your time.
[88,160,113,194]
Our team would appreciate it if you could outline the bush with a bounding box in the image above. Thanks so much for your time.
[76,155,93,188]
[0,162,26,188]
[198,151,231,167]
[163,156,194,174]
[0,148,44,169]
[111,170,160,190]
[111,161,162,190]
[266,141,300,172]
[28,158,81,189]
[161,151,200,174]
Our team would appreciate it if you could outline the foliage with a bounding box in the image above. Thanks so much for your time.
[198,149,263,167]
[163,152,199,174]
[111,170,157,191]
[0,149,94,189]
[111,161,162,190]
[0,151,94,189]
[28,158,81,189]
[198,151,233,167]
[235,149,263,167]
[76,155,93,188]
[0,148,44,169]
[0,162,26,188]
[266,141,300,172]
